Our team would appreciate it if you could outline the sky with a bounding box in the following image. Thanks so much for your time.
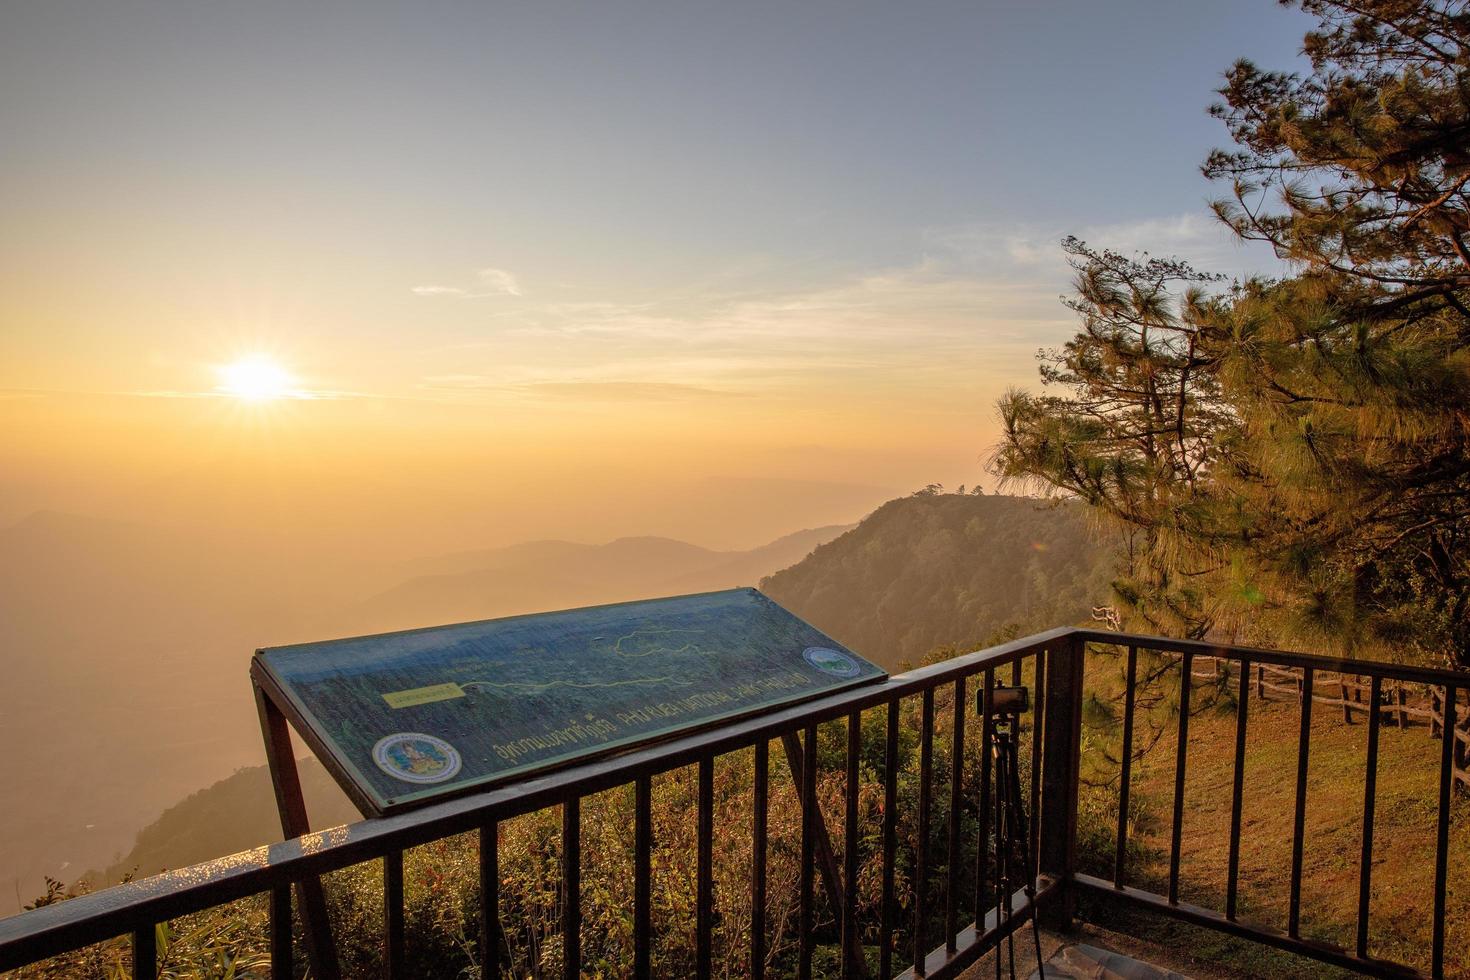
[0,0,1313,553]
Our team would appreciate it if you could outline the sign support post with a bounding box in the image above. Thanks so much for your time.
[780,730,869,978]
[253,682,341,980]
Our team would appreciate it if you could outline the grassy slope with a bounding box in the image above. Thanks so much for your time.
[1082,659,1470,979]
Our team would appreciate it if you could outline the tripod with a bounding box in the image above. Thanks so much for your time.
[988,710,1045,980]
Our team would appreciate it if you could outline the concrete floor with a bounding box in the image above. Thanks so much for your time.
[959,923,1204,980]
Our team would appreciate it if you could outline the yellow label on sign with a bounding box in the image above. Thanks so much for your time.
[382,682,466,709]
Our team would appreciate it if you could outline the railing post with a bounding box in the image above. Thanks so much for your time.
[131,924,155,980]
[635,777,653,980]
[562,798,581,980]
[879,701,899,980]
[480,820,501,980]
[750,747,768,980]
[270,884,293,977]
[1037,634,1085,929]
[696,758,714,978]
[384,850,406,978]
[1432,685,1457,978]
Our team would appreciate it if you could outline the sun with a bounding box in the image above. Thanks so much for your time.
[216,355,295,401]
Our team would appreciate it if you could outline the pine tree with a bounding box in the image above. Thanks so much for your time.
[1205,1,1470,665]
[991,239,1229,639]
[993,1,1470,667]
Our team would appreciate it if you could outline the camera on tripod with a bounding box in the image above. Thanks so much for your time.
[978,684,1029,717]
[971,680,1045,977]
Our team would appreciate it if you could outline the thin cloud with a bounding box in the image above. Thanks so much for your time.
[411,220,1263,407]
[417,375,743,401]
[147,388,356,400]
[930,212,1286,284]
[411,266,522,298]
[476,267,521,296]
[416,275,1067,409]
[410,285,470,297]
[524,381,746,402]
[0,387,366,401]
[419,374,502,390]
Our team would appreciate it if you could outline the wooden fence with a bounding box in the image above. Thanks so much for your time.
[1185,656,1470,789]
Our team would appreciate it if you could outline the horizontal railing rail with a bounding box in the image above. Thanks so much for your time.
[2,624,1462,978]
[1073,629,1469,688]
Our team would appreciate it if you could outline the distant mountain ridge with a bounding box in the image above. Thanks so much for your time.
[342,525,852,636]
[762,493,1118,670]
[85,494,1116,891]
[90,759,360,890]
[0,512,850,913]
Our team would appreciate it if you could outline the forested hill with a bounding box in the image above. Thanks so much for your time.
[90,760,360,891]
[762,493,1118,670]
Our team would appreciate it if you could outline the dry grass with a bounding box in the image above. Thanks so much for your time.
[1089,672,1470,978]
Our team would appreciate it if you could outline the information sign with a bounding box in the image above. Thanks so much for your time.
[252,588,885,814]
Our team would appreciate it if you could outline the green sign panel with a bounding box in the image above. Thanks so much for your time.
[253,588,885,814]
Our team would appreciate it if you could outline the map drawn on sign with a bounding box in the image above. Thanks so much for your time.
[253,588,885,813]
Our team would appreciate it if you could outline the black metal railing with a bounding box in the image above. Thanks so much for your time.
[1069,629,1465,980]
[0,626,1462,978]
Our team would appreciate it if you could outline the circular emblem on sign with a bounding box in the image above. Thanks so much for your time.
[372,732,463,785]
[803,646,862,678]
